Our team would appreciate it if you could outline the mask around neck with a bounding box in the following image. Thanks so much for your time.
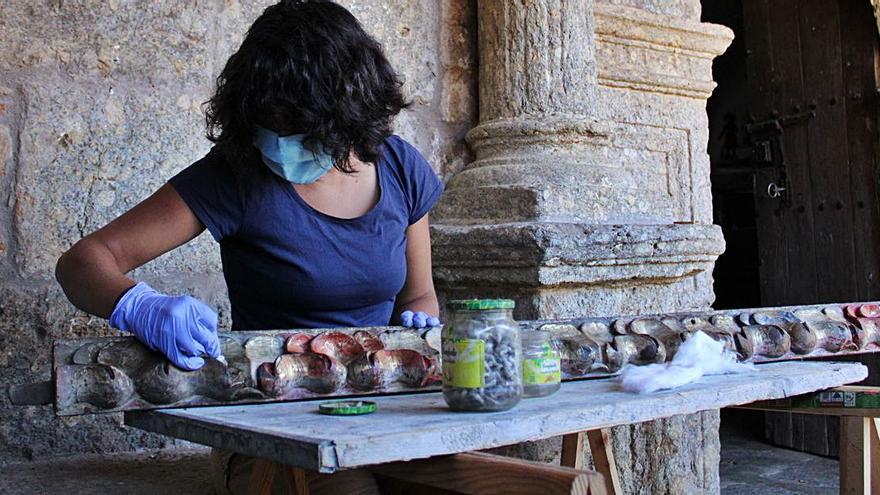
[253,126,334,184]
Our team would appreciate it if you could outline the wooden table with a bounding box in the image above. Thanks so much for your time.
[125,362,867,494]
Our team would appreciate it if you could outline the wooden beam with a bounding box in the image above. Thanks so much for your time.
[249,458,278,495]
[871,419,880,495]
[840,416,871,494]
[282,466,309,495]
[367,452,604,495]
[735,384,880,417]
[587,429,622,495]
[737,406,880,417]
[561,432,585,469]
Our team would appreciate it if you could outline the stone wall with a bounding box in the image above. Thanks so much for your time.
[0,0,476,465]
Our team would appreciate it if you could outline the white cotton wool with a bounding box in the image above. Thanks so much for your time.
[618,331,756,394]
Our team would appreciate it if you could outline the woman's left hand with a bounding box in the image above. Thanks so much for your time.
[400,310,440,328]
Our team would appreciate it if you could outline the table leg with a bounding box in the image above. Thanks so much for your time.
[248,458,278,495]
[587,429,622,495]
[561,432,585,469]
[840,416,872,494]
[871,419,880,495]
[281,466,310,495]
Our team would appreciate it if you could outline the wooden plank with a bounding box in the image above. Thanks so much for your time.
[830,415,842,459]
[871,418,880,495]
[741,406,880,417]
[802,414,831,456]
[799,0,858,304]
[124,407,335,473]
[743,0,789,306]
[285,466,309,495]
[368,452,600,495]
[586,429,621,495]
[249,458,277,495]
[764,411,794,449]
[839,0,880,301]
[737,384,880,419]
[840,416,871,494]
[769,0,818,306]
[125,362,867,472]
[560,432,584,469]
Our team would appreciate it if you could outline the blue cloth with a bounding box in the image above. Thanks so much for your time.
[169,135,444,330]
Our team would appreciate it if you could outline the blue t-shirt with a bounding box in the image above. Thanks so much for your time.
[169,135,444,330]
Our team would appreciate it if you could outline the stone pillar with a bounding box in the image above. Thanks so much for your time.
[431,1,733,493]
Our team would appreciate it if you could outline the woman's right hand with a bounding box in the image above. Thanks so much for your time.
[109,282,221,370]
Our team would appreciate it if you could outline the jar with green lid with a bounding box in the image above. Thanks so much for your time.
[521,331,561,398]
[441,299,522,412]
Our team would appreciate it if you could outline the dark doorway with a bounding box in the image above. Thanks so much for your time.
[705,0,880,457]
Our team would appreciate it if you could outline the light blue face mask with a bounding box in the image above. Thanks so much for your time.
[253,126,334,184]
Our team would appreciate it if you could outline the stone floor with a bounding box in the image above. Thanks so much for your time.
[0,424,840,494]
[719,413,839,495]
[0,448,215,495]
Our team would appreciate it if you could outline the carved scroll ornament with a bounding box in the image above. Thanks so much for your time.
[52,302,880,415]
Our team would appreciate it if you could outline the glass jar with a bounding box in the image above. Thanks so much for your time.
[521,331,561,398]
[441,299,522,412]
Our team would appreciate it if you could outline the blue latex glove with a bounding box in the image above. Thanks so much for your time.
[109,282,221,371]
[400,310,441,329]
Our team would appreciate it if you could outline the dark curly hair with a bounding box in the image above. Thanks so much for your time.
[204,0,409,172]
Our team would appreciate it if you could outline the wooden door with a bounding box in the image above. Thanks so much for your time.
[742,0,880,456]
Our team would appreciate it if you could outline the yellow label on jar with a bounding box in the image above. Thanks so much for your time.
[523,342,561,385]
[442,338,485,388]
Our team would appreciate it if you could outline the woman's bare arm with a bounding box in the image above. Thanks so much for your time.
[55,184,205,318]
[393,215,440,323]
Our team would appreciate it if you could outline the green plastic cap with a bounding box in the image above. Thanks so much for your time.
[447,299,515,311]
[318,400,377,416]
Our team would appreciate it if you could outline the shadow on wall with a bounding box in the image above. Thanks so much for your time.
[703,0,761,311]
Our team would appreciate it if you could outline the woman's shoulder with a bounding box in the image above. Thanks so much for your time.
[379,135,444,224]
[168,146,267,241]
[175,146,270,190]
[380,135,434,180]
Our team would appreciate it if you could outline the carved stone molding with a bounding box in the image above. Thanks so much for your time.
[432,223,725,288]
[594,3,734,99]
[434,116,698,225]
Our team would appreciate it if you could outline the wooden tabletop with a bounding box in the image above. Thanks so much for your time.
[125,361,867,473]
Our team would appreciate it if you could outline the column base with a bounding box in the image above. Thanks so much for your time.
[431,221,725,319]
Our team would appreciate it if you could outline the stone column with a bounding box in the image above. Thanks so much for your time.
[431,1,733,493]
[435,0,608,225]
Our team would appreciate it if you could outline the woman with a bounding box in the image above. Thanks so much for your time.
[55,1,442,492]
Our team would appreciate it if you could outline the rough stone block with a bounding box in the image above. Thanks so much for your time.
[439,0,477,124]
[12,78,219,280]
[440,67,476,124]
[612,410,721,494]
[432,222,725,296]
[0,285,181,465]
[0,1,220,85]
